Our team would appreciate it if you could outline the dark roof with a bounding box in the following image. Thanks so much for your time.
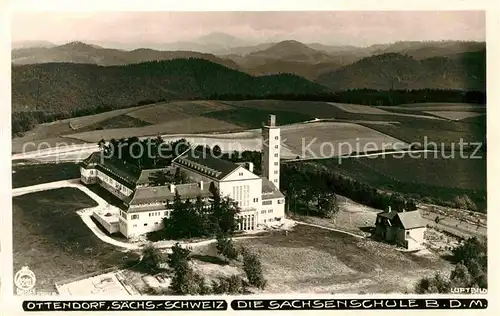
[261,178,284,200]
[173,148,240,180]
[397,211,426,229]
[80,151,101,167]
[377,211,398,220]
[127,183,212,207]
[81,151,177,188]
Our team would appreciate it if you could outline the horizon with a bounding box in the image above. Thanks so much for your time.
[11,11,485,49]
[12,37,486,51]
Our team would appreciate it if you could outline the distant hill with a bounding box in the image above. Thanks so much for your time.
[247,40,333,62]
[12,58,327,113]
[227,40,346,79]
[11,41,240,69]
[316,50,486,91]
[11,40,56,49]
[245,60,342,81]
[365,41,486,60]
[228,40,486,80]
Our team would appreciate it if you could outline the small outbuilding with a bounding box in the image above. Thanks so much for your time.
[374,207,426,251]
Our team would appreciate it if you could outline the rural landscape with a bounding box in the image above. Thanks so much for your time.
[11,11,487,296]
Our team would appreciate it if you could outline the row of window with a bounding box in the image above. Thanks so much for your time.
[130,210,171,220]
[92,169,133,196]
[262,198,284,206]
[131,222,162,228]
[260,209,273,214]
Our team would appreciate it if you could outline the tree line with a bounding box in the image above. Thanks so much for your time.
[209,89,486,106]
[280,162,417,214]
[98,136,190,169]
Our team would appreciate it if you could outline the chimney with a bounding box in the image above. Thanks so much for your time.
[200,181,204,190]
[247,162,254,173]
[170,184,176,193]
[268,114,276,127]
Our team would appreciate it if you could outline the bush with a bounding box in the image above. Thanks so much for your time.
[216,233,239,261]
[241,248,266,289]
[415,236,487,293]
[139,244,164,274]
[211,275,247,294]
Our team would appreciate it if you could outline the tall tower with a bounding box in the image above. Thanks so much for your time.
[262,114,281,189]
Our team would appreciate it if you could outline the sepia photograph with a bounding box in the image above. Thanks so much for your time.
[5,6,489,309]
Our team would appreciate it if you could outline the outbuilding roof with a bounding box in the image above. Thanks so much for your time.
[376,210,426,229]
[397,211,426,229]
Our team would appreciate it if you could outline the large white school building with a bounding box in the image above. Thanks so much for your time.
[80,114,286,238]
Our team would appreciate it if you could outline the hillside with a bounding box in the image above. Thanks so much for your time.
[366,41,486,60]
[245,60,342,80]
[11,58,327,113]
[316,50,486,91]
[11,41,240,69]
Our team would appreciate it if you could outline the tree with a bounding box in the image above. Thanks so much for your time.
[168,243,211,295]
[415,273,450,294]
[316,193,340,218]
[209,187,240,235]
[216,233,239,261]
[148,170,172,186]
[241,248,266,289]
[167,243,191,271]
[139,244,164,274]
[98,138,106,151]
[173,167,187,184]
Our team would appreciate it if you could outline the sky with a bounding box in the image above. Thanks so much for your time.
[11,11,485,47]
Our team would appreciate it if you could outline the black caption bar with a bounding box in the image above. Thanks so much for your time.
[23,300,227,311]
[231,299,488,310]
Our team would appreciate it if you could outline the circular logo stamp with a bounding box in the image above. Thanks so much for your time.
[15,266,36,295]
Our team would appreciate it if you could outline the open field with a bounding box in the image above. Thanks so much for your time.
[280,122,409,158]
[12,162,80,188]
[63,117,244,142]
[128,100,234,124]
[328,102,443,120]
[67,104,158,129]
[73,115,151,132]
[203,108,315,128]
[328,102,393,115]
[423,111,485,121]
[12,136,89,154]
[377,103,486,112]
[13,100,485,159]
[13,188,138,292]
[192,224,452,294]
[308,153,486,211]
[127,107,193,125]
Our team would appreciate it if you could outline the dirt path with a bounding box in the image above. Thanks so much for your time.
[293,220,365,239]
